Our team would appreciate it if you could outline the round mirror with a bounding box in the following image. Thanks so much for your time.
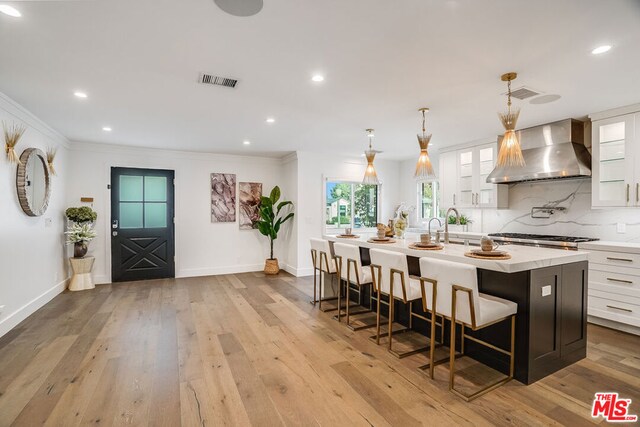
[16,148,51,216]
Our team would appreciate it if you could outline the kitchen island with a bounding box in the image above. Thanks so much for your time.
[324,232,590,384]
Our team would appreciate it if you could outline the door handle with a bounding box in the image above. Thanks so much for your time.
[606,257,633,262]
[606,305,632,313]
[606,277,633,284]
[112,219,119,229]
[626,183,630,203]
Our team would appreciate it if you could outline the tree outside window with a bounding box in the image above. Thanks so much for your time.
[325,182,378,230]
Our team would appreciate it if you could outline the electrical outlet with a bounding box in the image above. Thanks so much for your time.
[541,285,552,297]
[617,223,626,233]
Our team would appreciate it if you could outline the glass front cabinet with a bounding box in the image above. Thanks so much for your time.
[591,111,640,207]
[439,141,508,209]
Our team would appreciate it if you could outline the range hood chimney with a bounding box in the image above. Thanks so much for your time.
[486,119,591,184]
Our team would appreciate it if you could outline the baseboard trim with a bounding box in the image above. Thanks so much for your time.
[281,264,313,277]
[588,315,640,336]
[177,263,266,278]
[0,278,68,338]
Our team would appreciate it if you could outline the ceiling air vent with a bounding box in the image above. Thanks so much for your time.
[198,73,238,88]
[504,86,540,100]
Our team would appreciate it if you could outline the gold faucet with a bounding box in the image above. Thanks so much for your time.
[444,207,460,244]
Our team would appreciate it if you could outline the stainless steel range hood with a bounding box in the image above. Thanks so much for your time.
[486,119,591,184]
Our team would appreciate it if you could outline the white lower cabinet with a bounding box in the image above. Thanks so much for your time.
[581,243,640,334]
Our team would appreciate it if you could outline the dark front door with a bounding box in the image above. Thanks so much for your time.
[111,167,175,282]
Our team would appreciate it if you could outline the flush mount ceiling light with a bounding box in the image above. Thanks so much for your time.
[102,127,112,132]
[591,45,612,55]
[362,129,380,185]
[414,107,436,180]
[0,5,21,17]
[214,0,263,17]
[496,72,525,168]
[74,91,88,99]
[311,74,324,82]
[265,117,275,123]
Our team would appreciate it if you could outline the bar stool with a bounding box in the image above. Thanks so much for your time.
[369,248,438,359]
[309,238,339,311]
[419,257,517,401]
[332,242,376,330]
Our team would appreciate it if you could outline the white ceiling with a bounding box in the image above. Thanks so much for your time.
[1,0,639,159]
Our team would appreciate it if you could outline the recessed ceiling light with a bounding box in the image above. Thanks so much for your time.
[311,74,324,82]
[265,117,275,123]
[0,5,21,17]
[243,140,251,145]
[591,45,612,55]
[74,91,88,99]
[102,127,112,132]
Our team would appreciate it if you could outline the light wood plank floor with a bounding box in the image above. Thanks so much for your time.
[1,272,639,426]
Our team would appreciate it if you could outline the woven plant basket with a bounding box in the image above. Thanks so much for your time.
[264,258,280,275]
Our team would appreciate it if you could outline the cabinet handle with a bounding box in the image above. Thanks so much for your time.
[606,257,633,262]
[627,183,630,203]
[636,183,639,203]
[607,277,634,284]
[453,194,456,205]
[606,305,633,313]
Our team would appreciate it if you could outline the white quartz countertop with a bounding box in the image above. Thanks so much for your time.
[578,240,640,254]
[325,232,589,274]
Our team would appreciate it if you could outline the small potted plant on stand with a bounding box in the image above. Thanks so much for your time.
[256,186,294,275]
[65,206,98,258]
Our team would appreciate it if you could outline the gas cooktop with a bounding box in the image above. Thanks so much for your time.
[488,233,598,249]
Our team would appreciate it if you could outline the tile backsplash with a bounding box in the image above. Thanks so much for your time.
[459,179,640,243]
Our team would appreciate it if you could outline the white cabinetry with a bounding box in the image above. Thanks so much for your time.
[580,241,640,335]
[439,141,508,209]
[590,106,640,207]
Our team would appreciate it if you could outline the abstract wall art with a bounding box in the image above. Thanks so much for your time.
[238,182,262,230]
[211,173,236,222]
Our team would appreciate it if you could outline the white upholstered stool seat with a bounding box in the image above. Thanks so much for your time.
[332,242,377,330]
[419,257,517,401]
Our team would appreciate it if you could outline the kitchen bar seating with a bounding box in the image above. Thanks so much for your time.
[309,238,339,311]
[419,257,517,401]
[332,242,376,330]
[369,248,438,359]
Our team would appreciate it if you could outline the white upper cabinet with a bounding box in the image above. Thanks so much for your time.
[439,141,508,209]
[591,108,640,208]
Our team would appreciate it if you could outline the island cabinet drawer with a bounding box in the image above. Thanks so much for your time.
[588,269,640,298]
[588,250,640,269]
[588,292,640,327]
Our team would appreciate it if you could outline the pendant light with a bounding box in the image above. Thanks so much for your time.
[414,107,436,180]
[362,128,380,185]
[496,72,525,167]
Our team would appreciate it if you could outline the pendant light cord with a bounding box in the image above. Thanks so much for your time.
[507,78,512,113]
[421,110,426,135]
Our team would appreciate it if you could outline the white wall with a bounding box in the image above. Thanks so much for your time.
[0,93,69,338]
[292,151,402,275]
[66,143,293,283]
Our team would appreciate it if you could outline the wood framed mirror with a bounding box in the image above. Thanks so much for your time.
[16,148,51,216]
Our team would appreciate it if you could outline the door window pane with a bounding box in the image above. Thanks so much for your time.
[145,203,167,228]
[144,176,167,202]
[120,176,143,201]
[120,203,143,228]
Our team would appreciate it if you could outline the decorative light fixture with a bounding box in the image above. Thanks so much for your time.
[414,107,436,180]
[496,72,525,167]
[362,128,380,185]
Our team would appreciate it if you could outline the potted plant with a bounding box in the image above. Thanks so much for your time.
[65,223,97,258]
[65,206,98,258]
[256,186,294,275]
[448,214,473,232]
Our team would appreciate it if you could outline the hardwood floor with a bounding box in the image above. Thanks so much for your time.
[0,272,638,426]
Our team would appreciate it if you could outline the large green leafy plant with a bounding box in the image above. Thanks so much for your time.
[256,186,294,260]
[65,206,97,224]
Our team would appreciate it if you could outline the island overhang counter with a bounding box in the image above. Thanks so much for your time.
[324,233,590,384]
